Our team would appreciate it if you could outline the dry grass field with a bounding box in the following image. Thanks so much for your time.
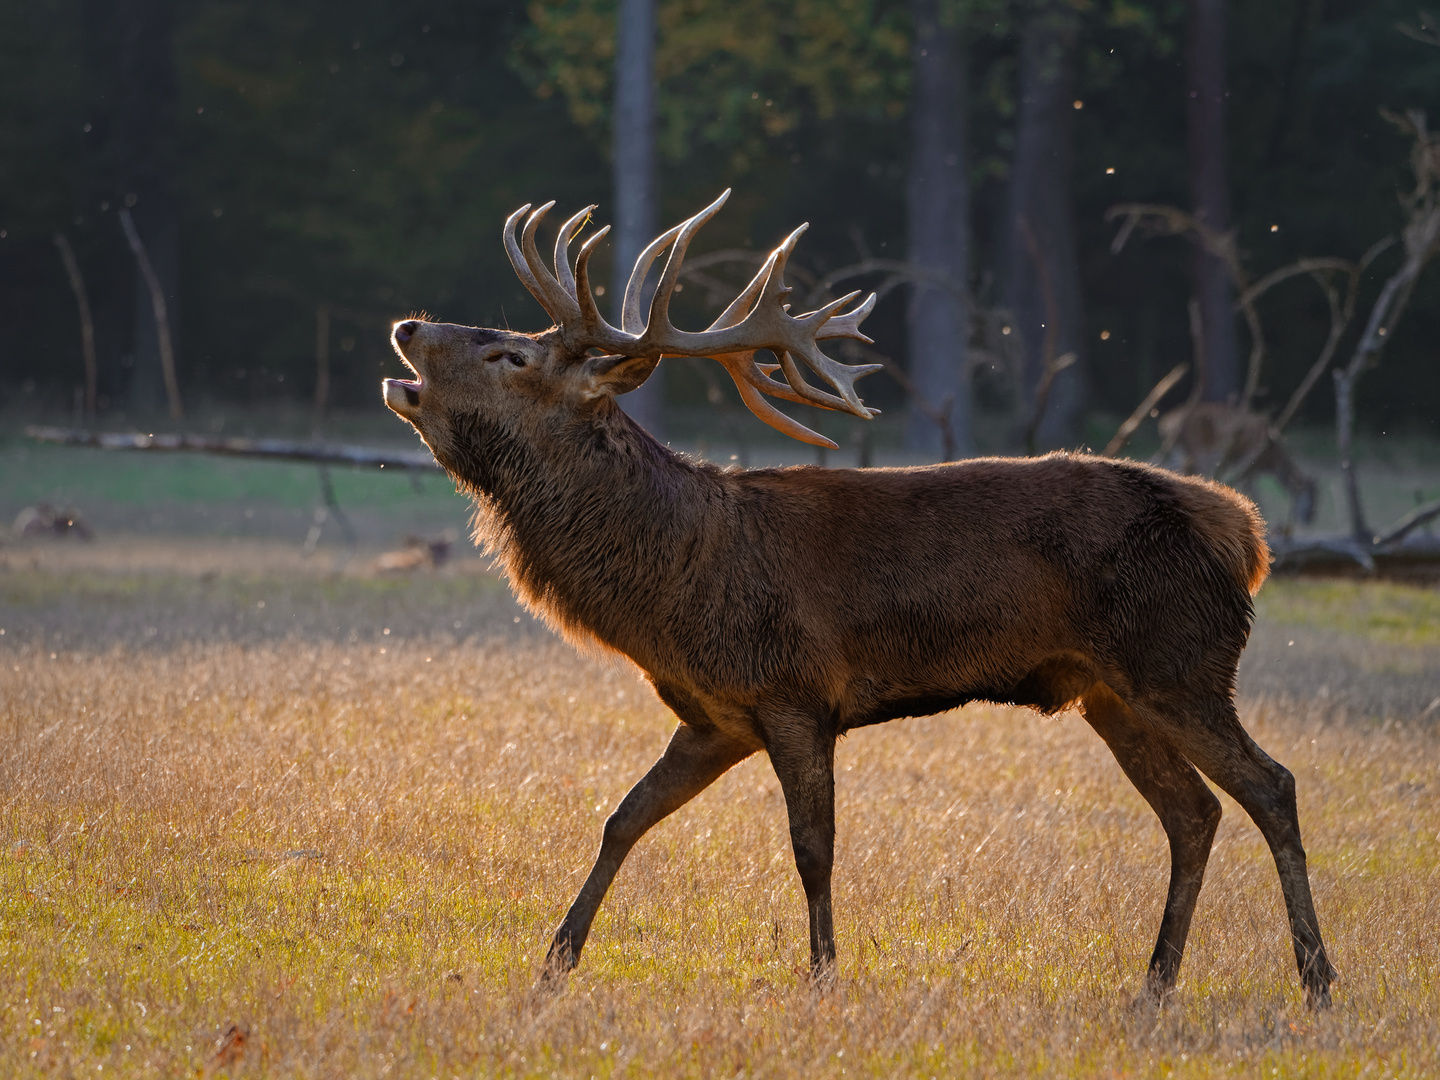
[2,541,1438,1078]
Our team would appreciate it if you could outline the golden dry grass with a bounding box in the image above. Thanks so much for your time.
[2,566,1438,1077]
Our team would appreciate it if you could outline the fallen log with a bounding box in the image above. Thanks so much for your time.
[25,425,443,472]
[1272,531,1440,576]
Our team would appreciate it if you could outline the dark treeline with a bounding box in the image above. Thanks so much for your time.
[1,0,1436,448]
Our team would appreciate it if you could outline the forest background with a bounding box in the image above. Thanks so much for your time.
[1,0,1437,457]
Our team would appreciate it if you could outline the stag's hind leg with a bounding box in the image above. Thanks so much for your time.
[1082,683,1221,998]
[545,721,753,977]
[1148,696,1337,1007]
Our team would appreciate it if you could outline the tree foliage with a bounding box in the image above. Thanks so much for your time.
[1,0,1437,431]
[518,0,910,173]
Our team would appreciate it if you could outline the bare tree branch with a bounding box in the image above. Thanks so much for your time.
[1103,363,1189,458]
[52,233,97,419]
[119,207,183,420]
[1159,299,1209,462]
[1332,109,1440,540]
[1105,203,1266,410]
[1398,9,1440,46]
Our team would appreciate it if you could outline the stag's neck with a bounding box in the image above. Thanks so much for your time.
[444,402,723,666]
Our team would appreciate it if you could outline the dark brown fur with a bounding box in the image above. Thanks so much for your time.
[384,319,1335,1005]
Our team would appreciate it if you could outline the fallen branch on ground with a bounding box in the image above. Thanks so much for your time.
[25,426,443,472]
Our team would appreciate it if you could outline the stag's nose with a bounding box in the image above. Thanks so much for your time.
[394,320,420,344]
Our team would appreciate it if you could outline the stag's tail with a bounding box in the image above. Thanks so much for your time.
[1172,474,1272,596]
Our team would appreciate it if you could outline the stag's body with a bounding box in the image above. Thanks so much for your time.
[469,407,1257,739]
[384,193,1336,1006]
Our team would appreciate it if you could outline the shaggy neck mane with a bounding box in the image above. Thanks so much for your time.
[438,401,720,661]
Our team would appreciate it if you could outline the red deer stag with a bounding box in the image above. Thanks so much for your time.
[382,191,1335,1006]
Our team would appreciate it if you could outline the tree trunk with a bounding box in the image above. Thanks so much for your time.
[612,0,663,436]
[905,0,972,460]
[126,189,179,413]
[1332,367,1368,541]
[81,0,181,415]
[1001,4,1086,451]
[313,303,331,437]
[1186,0,1239,404]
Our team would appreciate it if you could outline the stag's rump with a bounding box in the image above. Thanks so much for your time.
[735,453,1269,728]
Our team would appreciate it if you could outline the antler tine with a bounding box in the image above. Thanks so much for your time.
[765,223,809,305]
[621,221,687,335]
[623,188,731,335]
[643,189,732,345]
[712,352,840,449]
[572,225,627,350]
[790,344,883,416]
[504,204,554,314]
[553,204,597,301]
[742,229,880,417]
[776,349,874,414]
[707,249,778,331]
[520,202,581,323]
[719,350,843,411]
[698,263,849,411]
[701,266,866,432]
[780,291,884,415]
[815,291,877,342]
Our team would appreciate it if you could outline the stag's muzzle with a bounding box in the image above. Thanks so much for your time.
[384,320,425,414]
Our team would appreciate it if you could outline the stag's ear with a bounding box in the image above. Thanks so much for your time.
[580,353,661,398]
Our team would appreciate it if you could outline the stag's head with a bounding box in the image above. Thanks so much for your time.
[384,191,881,474]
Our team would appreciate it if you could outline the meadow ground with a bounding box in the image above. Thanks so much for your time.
[1,538,1437,1079]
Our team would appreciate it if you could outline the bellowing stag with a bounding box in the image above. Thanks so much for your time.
[382,192,1335,1005]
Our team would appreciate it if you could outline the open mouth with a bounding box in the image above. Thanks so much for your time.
[383,375,423,410]
[386,325,426,412]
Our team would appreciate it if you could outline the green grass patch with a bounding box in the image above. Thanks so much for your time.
[1256,578,1440,647]
[1,437,463,514]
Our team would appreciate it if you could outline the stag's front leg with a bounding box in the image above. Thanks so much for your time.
[765,717,838,980]
[544,721,752,980]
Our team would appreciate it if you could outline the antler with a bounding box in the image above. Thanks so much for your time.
[502,190,881,448]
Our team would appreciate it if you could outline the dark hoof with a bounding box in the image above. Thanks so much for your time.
[1302,958,1337,1010]
[1303,977,1335,1010]
[805,960,838,994]
[534,940,577,996]
[533,960,570,997]
[1129,972,1175,1015]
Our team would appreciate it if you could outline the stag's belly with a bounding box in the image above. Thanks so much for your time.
[829,574,1106,731]
[840,649,1102,731]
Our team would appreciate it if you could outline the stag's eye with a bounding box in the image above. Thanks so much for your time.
[506,353,526,368]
